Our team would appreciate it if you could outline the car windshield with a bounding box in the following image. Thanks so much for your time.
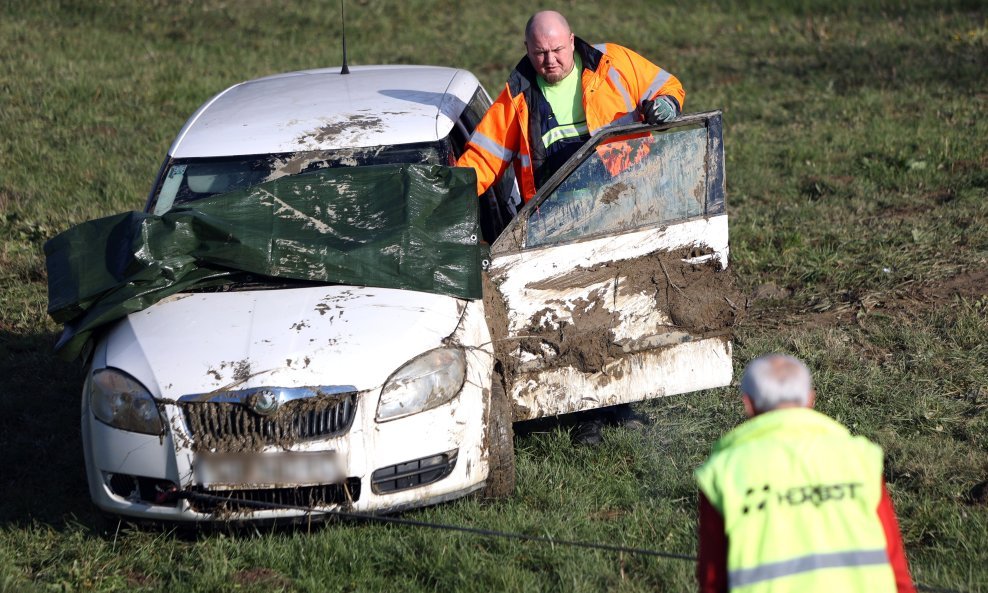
[151,141,448,215]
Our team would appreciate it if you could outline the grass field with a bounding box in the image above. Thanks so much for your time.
[1,0,986,591]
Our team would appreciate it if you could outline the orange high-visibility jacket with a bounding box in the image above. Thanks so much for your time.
[457,37,685,202]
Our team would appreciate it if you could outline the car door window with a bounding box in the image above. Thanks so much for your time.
[525,124,712,248]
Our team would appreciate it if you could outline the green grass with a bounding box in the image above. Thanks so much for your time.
[1,0,986,591]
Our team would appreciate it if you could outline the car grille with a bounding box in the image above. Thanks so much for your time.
[188,478,361,514]
[181,391,357,451]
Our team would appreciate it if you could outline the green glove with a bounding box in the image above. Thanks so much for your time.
[642,95,679,124]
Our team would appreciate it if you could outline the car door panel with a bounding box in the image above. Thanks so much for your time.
[487,112,737,421]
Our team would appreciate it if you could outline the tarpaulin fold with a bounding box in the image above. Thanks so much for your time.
[45,164,483,360]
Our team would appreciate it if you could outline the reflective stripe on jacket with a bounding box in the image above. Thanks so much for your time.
[456,37,685,202]
[694,408,897,593]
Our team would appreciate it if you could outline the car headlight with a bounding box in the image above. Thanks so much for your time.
[376,347,467,422]
[90,369,164,435]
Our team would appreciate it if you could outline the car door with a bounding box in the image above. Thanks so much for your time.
[486,111,738,421]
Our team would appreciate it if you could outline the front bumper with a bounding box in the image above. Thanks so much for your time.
[82,374,490,523]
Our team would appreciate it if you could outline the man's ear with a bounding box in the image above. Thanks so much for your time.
[742,394,756,418]
[807,389,816,408]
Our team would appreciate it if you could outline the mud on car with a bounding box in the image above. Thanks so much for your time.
[45,64,737,524]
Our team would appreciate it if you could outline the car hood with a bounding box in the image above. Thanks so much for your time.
[101,285,466,401]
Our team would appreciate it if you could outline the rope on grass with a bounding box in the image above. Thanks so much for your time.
[181,490,693,561]
[178,491,966,593]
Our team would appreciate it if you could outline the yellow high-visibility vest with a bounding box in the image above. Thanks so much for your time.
[695,408,896,592]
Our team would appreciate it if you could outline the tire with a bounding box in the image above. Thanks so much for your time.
[480,375,516,499]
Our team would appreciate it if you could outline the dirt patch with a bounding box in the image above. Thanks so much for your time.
[923,188,956,205]
[125,570,155,588]
[947,155,988,174]
[746,268,988,332]
[969,480,988,506]
[482,272,514,380]
[598,246,743,333]
[750,282,791,302]
[799,175,851,201]
[916,268,988,304]
[298,114,386,145]
[855,268,988,320]
[520,292,623,374]
[600,182,628,205]
[231,568,292,590]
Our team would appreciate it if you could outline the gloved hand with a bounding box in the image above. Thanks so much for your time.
[641,95,679,124]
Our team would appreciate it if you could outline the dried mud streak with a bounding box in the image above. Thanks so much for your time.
[232,360,252,382]
[485,247,741,419]
[482,272,514,380]
[647,250,743,332]
[522,245,742,368]
[522,291,622,374]
[600,182,628,205]
[298,114,387,145]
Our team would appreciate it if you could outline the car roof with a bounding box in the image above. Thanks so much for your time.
[168,65,485,159]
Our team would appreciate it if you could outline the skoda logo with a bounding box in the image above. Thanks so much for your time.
[249,390,279,416]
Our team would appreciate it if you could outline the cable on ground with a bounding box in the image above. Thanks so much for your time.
[177,490,966,593]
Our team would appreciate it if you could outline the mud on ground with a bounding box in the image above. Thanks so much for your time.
[745,267,988,331]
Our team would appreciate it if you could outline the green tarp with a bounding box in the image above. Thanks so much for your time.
[45,164,484,361]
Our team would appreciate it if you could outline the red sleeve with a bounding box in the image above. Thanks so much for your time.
[878,481,916,593]
[697,492,728,593]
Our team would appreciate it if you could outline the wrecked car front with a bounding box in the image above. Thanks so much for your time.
[52,163,497,522]
[82,283,494,520]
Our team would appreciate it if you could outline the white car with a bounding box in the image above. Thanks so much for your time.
[76,64,735,523]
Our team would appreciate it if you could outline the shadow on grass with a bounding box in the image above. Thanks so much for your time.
[0,328,92,529]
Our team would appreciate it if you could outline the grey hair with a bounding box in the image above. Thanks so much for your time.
[740,354,813,412]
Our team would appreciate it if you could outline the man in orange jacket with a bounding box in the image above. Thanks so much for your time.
[457,10,686,445]
[457,10,685,204]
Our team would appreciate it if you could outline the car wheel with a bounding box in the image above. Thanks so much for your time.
[481,374,515,499]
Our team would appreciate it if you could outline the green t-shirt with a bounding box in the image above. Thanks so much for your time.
[537,54,586,127]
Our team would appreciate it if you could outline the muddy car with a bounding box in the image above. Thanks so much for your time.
[48,64,735,524]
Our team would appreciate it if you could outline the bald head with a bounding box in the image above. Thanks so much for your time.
[525,11,576,84]
[740,354,815,416]
[525,10,571,41]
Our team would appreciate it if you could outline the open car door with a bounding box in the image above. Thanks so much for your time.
[486,111,738,421]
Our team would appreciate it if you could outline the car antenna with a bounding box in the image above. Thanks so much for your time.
[340,0,350,75]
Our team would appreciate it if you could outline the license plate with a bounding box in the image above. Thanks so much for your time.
[195,451,340,488]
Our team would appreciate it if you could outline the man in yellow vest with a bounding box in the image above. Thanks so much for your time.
[694,354,915,592]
